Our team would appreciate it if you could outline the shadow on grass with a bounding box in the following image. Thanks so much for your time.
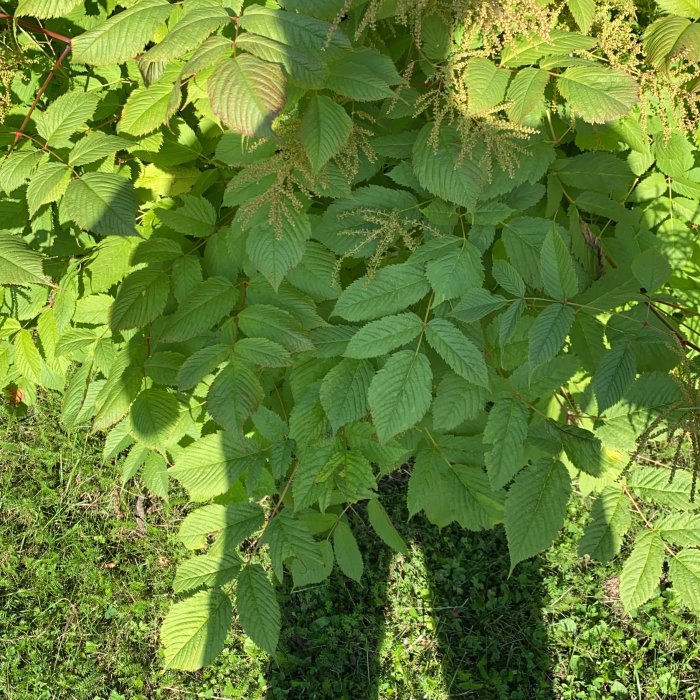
[265,471,554,700]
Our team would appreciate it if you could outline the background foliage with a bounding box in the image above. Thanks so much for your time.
[1,0,699,671]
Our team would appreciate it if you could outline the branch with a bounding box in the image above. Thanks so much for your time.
[0,13,72,44]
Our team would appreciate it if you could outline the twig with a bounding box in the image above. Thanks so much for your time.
[0,13,72,44]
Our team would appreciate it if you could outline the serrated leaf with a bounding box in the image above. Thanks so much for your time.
[170,432,260,501]
[557,65,638,123]
[333,264,429,322]
[559,425,615,477]
[0,149,47,195]
[505,460,571,572]
[656,513,700,547]
[567,0,595,33]
[619,530,665,611]
[238,304,313,353]
[69,133,132,167]
[157,195,217,238]
[246,213,310,291]
[484,395,529,489]
[319,358,373,432]
[668,550,700,613]
[413,123,486,210]
[367,498,409,555]
[263,512,322,581]
[0,233,49,285]
[235,337,292,368]
[432,372,488,431]
[236,564,281,655]
[425,318,489,387]
[333,519,363,582]
[118,79,180,137]
[16,0,81,17]
[143,451,169,500]
[326,47,401,101]
[110,268,170,330]
[629,467,699,511]
[161,589,231,670]
[72,0,173,66]
[62,173,137,236]
[13,329,42,383]
[368,350,432,442]
[644,15,700,68]
[528,303,575,369]
[463,57,510,114]
[657,0,700,18]
[207,361,264,434]
[208,55,286,138]
[26,163,71,217]
[35,91,100,148]
[451,289,508,323]
[161,277,238,342]
[173,553,242,594]
[425,241,484,303]
[578,485,631,562]
[492,259,526,297]
[344,313,423,359]
[593,343,636,413]
[178,502,264,550]
[541,228,579,299]
[300,95,352,173]
[631,248,672,292]
[129,388,180,451]
[142,7,230,64]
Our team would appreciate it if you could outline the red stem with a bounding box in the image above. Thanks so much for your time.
[0,13,72,44]
[11,42,71,150]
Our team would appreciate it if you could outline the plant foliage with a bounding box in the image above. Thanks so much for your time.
[1,0,700,669]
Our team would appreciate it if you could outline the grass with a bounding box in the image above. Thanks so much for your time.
[1,397,699,700]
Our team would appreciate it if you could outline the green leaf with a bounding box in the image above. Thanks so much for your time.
[333,519,363,582]
[35,91,100,148]
[619,530,665,611]
[319,359,373,432]
[178,502,264,550]
[161,589,232,670]
[0,149,47,195]
[246,212,310,291]
[593,344,636,413]
[62,173,137,237]
[72,0,173,66]
[263,512,322,581]
[505,460,571,572]
[644,16,700,68]
[578,485,632,562]
[238,304,314,353]
[541,228,579,299]
[333,264,430,322]
[0,233,49,285]
[425,241,484,304]
[173,553,242,594]
[26,168,69,224]
[492,259,526,297]
[432,372,488,431]
[567,0,595,33]
[170,432,260,501]
[143,452,169,500]
[326,47,401,101]
[344,313,423,359]
[69,133,132,167]
[13,329,43,383]
[559,425,616,477]
[528,303,575,369]
[299,95,352,173]
[207,361,264,434]
[129,388,180,451]
[109,269,170,330]
[451,289,508,323]
[16,0,81,17]
[668,550,700,613]
[483,395,529,489]
[425,318,489,388]
[631,248,672,292]
[236,564,281,655]
[506,68,550,123]
[629,467,699,511]
[657,0,700,18]
[557,65,639,123]
[161,277,238,342]
[118,79,180,137]
[656,513,700,547]
[463,58,510,114]
[142,7,230,63]
[208,55,286,138]
[413,124,486,210]
[368,350,433,442]
[367,498,409,555]
[157,195,217,238]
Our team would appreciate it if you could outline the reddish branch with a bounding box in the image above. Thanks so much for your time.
[0,14,73,151]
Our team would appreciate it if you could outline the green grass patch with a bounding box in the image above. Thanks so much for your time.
[1,399,698,699]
